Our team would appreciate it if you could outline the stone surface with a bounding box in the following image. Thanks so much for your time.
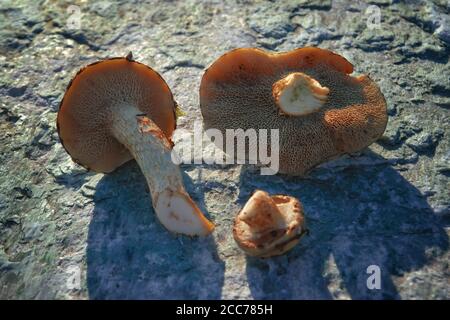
[0,0,449,300]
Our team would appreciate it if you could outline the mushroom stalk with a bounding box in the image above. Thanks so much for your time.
[239,190,287,233]
[272,72,329,116]
[110,104,214,236]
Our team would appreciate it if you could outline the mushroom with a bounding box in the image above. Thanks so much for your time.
[200,47,388,175]
[233,190,307,258]
[57,53,214,236]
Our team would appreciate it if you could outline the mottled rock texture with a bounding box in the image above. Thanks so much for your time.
[0,0,449,299]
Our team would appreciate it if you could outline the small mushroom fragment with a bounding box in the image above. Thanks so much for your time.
[57,53,214,236]
[200,47,388,175]
[233,190,307,258]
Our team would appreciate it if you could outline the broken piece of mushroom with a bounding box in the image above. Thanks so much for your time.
[200,47,388,175]
[57,53,214,236]
[233,190,307,258]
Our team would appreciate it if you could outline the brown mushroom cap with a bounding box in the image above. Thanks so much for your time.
[200,47,388,175]
[57,56,176,173]
[233,190,307,258]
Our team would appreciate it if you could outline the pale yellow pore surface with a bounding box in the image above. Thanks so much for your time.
[272,72,329,116]
[110,104,214,236]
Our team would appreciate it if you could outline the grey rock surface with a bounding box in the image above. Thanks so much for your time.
[0,0,449,299]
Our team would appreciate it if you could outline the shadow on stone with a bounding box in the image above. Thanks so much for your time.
[86,161,224,299]
[53,171,93,191]
[240,151,448,299]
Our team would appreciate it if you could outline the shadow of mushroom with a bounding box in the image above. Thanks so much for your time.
[239,151,448,299]
[86,161,224,299]
[53,169,94,191]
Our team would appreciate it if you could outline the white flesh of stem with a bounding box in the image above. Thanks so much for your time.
[110,104,214,236]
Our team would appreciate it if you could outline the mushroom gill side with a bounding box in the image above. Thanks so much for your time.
[199,47,388,175]
[57,55,214,236]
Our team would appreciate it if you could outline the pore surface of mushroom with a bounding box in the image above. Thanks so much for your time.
[57,54,214,236]
[200,47,388,175]
[233,190,307,258]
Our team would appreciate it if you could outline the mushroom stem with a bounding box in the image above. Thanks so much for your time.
[239,190,287,233]
[110,104,214,236]
[272,72,329,116]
